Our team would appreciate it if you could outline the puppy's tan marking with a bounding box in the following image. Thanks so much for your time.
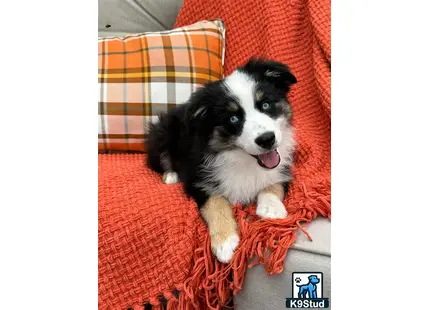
[227,101,239,112]
[280,99,292,119]
[256,90,264,101]
[200,196,239,263]
[262,183,285,200]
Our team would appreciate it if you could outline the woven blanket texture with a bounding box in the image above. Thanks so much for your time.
[98,0,331,309]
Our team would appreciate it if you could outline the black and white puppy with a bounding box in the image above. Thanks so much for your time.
[147,57,297,263]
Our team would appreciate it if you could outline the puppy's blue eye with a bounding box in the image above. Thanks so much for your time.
[262,102,270,110]
[230,115,239,123]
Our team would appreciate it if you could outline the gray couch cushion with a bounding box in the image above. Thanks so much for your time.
[98,0,183,37]
[235,217,331,309]
[292,216,331,256]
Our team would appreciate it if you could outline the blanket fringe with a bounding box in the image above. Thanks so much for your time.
[176,182,331,309]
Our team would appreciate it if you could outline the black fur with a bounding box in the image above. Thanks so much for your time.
[240,57,297,92]
[146,57,296,208]
[146,83,234,207]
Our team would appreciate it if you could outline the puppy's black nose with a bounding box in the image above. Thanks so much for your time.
[255,131,276,149]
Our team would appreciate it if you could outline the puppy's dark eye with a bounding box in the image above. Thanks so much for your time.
[262,102,270,110]
[230,115,239,123]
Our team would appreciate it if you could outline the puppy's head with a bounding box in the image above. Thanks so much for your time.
[186,57,297,169]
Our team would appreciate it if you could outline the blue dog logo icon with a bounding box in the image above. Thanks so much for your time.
[296,275,320,299]
[286,272,329,308]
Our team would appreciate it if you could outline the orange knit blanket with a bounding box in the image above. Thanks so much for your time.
[98,0,331,309]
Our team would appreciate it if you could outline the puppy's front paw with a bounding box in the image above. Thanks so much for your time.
[256,193,288,219]
[211,233,240,263]
[162,172,179,184]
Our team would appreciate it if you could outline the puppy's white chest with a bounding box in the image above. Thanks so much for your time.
[202,150,290,204]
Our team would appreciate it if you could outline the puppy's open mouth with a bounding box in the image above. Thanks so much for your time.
[252,149,281,169]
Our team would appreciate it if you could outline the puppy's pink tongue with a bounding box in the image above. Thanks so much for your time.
[258,150,280,169]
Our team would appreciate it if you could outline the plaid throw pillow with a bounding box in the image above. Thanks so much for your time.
[98,20,226,152]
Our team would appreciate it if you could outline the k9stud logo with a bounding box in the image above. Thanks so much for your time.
[286,272,329,308]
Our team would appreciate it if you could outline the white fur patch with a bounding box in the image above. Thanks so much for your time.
[162,172,179,184]
[212,233,240,263]
[224,71,256,110]
[256,192,288,219]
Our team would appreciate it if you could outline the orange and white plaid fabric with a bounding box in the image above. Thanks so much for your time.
[98,20,226,152]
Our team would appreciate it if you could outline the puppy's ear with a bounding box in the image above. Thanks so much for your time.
[241,57,297,92]
[185,96,208,123]
[187,104,207,120]
[184,94,210,135]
